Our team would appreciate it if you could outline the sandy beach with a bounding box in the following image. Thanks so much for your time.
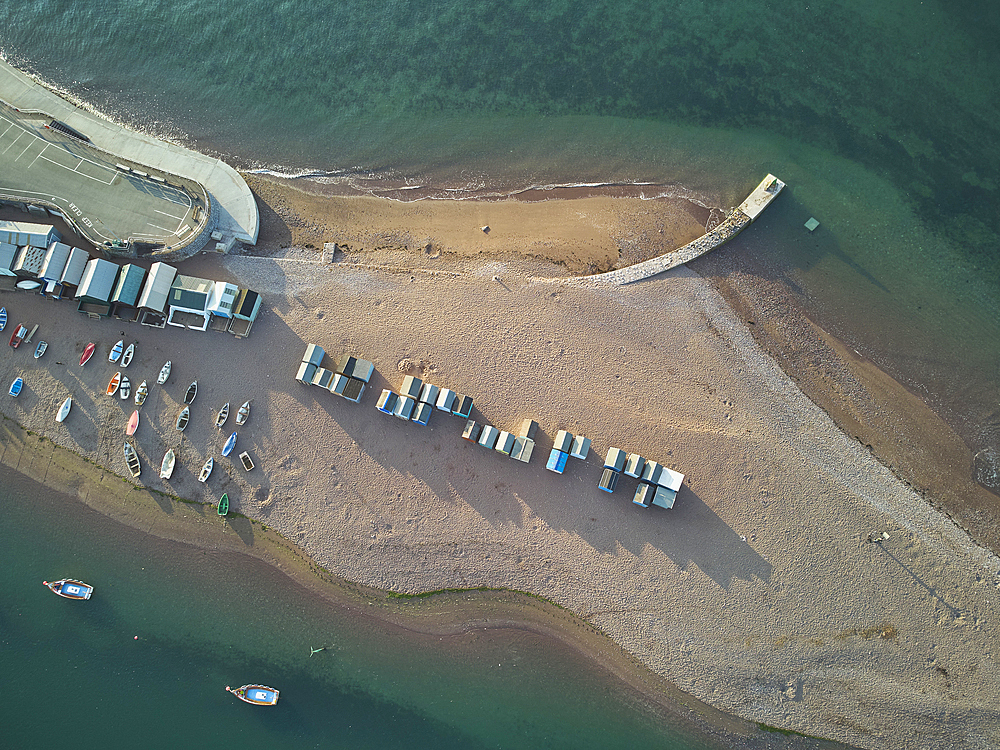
[2,180,1000,750]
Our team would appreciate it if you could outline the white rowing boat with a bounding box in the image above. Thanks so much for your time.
[56,396,72,422]
[160,448,176,479]
[199,457,214,483]
[236,400,250,426]
[121,342,135,368]
[175,405,190,431]
[216,402,229,429]
[135,381,148,406]
[109,339,124,363]
[157,360,171,385]
[123,442,141,478]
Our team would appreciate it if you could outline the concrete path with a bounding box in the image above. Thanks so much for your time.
[0,59,258,247]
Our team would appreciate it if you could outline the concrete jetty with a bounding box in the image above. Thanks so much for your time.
[0,59,258,257]
[553,174,784,285]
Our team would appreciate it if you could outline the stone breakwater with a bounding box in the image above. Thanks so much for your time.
[541,174,783,286]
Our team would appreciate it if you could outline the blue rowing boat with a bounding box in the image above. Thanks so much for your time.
[226,684,279,705]
[222,432,237,457]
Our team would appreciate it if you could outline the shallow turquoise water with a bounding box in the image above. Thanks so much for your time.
[0,464,730,749]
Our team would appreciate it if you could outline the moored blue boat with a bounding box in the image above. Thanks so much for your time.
[43,579,94,599]
[226,684,279,705]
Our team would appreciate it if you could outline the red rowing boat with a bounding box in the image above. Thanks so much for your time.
[80,342,96,366]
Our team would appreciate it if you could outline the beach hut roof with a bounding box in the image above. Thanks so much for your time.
[39,241,71,282]
[553,430,573,453]
[13,245,46,276]
[169,274,213,312]
[59,247,89,286]
[232,288,261,320]
[109,263,147,306]
[137,261,177,311]
[0,220,60,248]
[0,242,17,276]
[76,257,119,302]
[303,343,326,367]
[207,280,240,316]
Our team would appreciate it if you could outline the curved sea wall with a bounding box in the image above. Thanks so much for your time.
[0,59,257,255]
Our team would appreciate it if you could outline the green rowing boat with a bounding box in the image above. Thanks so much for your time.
[218,493,229,517]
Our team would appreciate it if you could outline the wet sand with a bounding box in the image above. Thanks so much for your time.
[2,177,999,750]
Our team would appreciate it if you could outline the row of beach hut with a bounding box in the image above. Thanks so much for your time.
[376,375,473,426]
[296,343,372,402]
[292,342,685,510]
[0,220,261,335]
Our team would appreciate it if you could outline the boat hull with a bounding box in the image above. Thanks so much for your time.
[34,341,47,358]
[121,343,135,368]
[80,343,95,366]
[109,340,123,362]
[124,442,141,478]
[127,410,139,436]
[44,579,94,599]
[9,377,22,397]
[227,684,278,705]
[218,493,229,516]
[216,403,229,428]
[184,381,197,404]
[160,449,175,479]
[222,432,237,457]
[157,361,171,384]
[56,397,72,422]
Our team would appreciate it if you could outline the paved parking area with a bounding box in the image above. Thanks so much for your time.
[0,102,207,251]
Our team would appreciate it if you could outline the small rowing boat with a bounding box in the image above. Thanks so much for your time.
[222,431,237,457]
[226,684,278,705]
[175,405,190,431]
[119,376,130,400]
[107,371,122,396]
[124,442,141,478]
[9,324,27,348]
[218,492,229,516]
[33,340,47,358]
[199,457,213,483]
[184,380,197,404]
[9,377,23,397]
[160,448,176,479]
[80,342,96,366]
[157,360,171,384]
[239,451,254,471]
[0,307,6,331]
[126,409,139,436]
[121,342,135,368]
[215,402,229,429]
[235,400,251,426]
[109,339,124,363]
[56,396,72,422]
[43,579,94,600]
[134,381,148,406]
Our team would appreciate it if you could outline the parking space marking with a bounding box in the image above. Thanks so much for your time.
[2,130,23,155]
[154,208,185,221]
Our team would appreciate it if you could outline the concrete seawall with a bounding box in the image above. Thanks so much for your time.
[540,174,784,286]
[0,59,258,256]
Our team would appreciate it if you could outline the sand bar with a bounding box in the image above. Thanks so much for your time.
[2,186,1000,750]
